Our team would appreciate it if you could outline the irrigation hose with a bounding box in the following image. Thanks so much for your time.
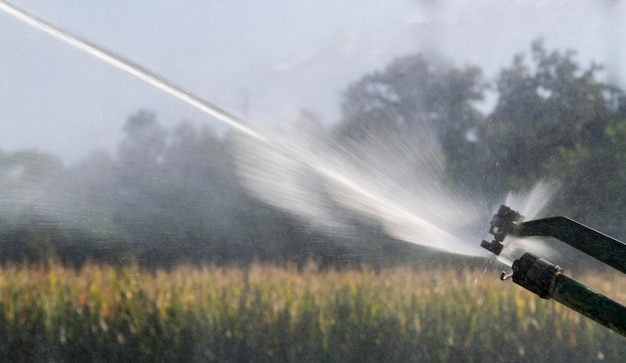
[509,253,626,337]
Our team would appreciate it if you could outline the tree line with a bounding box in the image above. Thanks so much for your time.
[0,40,624,268]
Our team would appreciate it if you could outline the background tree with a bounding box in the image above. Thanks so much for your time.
[482,40,625,238]
[0,41,624,267]
[484,40,615,192]
[335,54,488,193]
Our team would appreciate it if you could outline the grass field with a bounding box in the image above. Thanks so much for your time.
[0,261,624,362]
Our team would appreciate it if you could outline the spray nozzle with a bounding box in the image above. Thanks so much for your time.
[480,205,525,256]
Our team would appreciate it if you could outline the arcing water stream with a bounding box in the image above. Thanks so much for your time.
[0,1,553,261]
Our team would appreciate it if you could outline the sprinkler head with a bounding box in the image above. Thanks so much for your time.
[480,205,525,256]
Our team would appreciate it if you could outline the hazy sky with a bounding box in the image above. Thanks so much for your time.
[1,0,624,164]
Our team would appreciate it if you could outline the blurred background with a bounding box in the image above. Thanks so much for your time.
[1,0,624,267]
[0,1,625,360]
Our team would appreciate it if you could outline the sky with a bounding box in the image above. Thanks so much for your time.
[1,0,624,164]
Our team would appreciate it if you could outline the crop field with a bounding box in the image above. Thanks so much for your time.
[0,261,624,362]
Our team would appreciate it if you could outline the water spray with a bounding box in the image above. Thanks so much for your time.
[1,1,487,257]
[0,0,265,142]
[481,205,626,337]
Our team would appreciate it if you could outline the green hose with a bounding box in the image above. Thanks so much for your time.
[552,273,626,337]
[511,253,626,337]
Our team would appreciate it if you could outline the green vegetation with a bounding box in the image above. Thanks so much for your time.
[0,262,623,361]
[0,41,624,268]
[1,40,625,360]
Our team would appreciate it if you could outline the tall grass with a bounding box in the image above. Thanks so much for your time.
[0,261,623,362]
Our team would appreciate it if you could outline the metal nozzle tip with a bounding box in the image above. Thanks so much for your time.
[481,239,504,255]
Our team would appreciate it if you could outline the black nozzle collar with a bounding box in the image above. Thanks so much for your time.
[512,253,562,299]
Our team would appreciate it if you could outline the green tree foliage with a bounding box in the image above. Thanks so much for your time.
[111,112,235,266]
[336,54,485,146]
[0,41,624,267]
[335,54,488,193]
[0,150,133,266]
[606,120,626,180]
[336,40,625,239]
[485,40,617,192]
[485,42,626,237]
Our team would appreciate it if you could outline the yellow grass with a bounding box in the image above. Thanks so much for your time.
[0,261,623,362]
